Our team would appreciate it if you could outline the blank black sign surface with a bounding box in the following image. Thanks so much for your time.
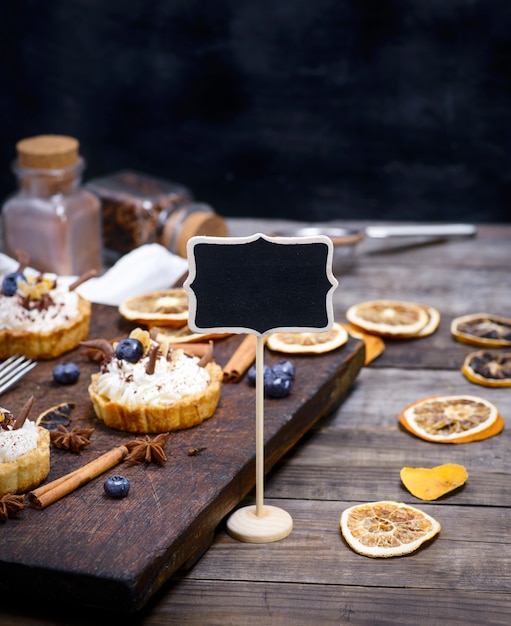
[185,234,337,336]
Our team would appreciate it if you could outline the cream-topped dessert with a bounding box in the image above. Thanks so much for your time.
[0,417,40,462]
[85,329,223,433]
[96,349,211,406]
[0,268,91,359]
[0,274,80,332]
[0,400,50,497]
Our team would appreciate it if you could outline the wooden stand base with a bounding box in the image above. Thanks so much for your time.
[227,505,293,543]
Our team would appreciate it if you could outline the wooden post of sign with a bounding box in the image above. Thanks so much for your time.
[186,232,337,543]
[226,336,293,543]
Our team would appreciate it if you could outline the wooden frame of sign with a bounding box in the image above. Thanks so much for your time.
[185,233,338,543]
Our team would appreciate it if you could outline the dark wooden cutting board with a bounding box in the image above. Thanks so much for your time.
[0,303,364,612]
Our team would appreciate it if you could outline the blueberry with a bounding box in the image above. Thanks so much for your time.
[247,363,273,386]
[53,362,80,385]
[2,271,26,296]
[265,375,293,398]
[272,360,295,380]
[115,338,143,363]
[104,475,130,499]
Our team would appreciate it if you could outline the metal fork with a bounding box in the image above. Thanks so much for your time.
[0,355,38,396]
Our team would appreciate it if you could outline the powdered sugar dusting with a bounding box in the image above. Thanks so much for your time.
[96,349,211,407]
[0,419,40,463]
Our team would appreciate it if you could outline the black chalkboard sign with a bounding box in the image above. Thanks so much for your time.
[185,233,337,335]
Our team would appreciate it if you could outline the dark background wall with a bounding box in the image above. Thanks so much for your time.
[1,0,510,223]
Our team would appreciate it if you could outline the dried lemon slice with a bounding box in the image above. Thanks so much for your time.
[345,300,430,338]
[266,322,348,354]
[340,500,440,558]
[451,313,511,347]
[399,394,504,443]
[119,289,189,327]
[461,350,511,388]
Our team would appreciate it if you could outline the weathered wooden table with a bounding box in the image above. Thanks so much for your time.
[2,218,511,625]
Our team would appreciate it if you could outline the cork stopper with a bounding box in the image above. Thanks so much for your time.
[161,209,227,258]
[16,134,80,169]
[176,212,228,257]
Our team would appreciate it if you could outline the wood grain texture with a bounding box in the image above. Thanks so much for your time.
[187,500,511,592]
[0,304,364,612]
[1,217,510,625]
[3,581,510,626]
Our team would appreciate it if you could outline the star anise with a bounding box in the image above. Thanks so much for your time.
[125,433,170,465]
[0,493,26,522]
[50,425,95,452]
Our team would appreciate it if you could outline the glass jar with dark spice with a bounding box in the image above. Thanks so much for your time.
[87,170,228,261]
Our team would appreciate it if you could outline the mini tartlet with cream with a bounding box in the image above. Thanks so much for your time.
[0,398,50,498]
[0,262,93,360]
[83,329,222,434]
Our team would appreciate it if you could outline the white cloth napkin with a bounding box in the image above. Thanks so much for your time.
[0,244,189,306]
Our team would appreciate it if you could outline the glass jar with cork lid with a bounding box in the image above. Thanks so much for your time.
[1,134,102,275]
[86,170,229,261]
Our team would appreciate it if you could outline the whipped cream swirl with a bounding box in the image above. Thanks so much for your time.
[96,349,211,407]
[0,419,40,463]
[0,275,80,332]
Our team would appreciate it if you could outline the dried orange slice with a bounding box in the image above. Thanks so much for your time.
[416,305,441,338]
[400,464,468,501]
[451,313,511,348]
[340,500,440,558]
[153,324,231,344]
[345,300,430,338]
[399,394,504,443]
[343,323,385,365]
[461,350,511,388]
[266,322,348,354]
[119,288,189,327]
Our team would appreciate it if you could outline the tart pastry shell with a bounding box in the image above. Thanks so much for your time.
[0,426,50,497]
[88,361,223,433]
[0,296,91,360]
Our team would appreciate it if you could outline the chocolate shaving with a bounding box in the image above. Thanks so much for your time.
[21,291,53,310]
[80,338,115,360]
[145,344,159,375]
[50,425,95,453]
[12,396,34,430]
[0,493,26,522]
[0,408,15,431]
[68,269,98,291]
[125,433,170,465]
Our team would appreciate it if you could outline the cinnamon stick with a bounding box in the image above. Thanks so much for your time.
[222,334,257,383]
[168,342,213,359]
[28,445,129,509]
[197,341,214,367]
